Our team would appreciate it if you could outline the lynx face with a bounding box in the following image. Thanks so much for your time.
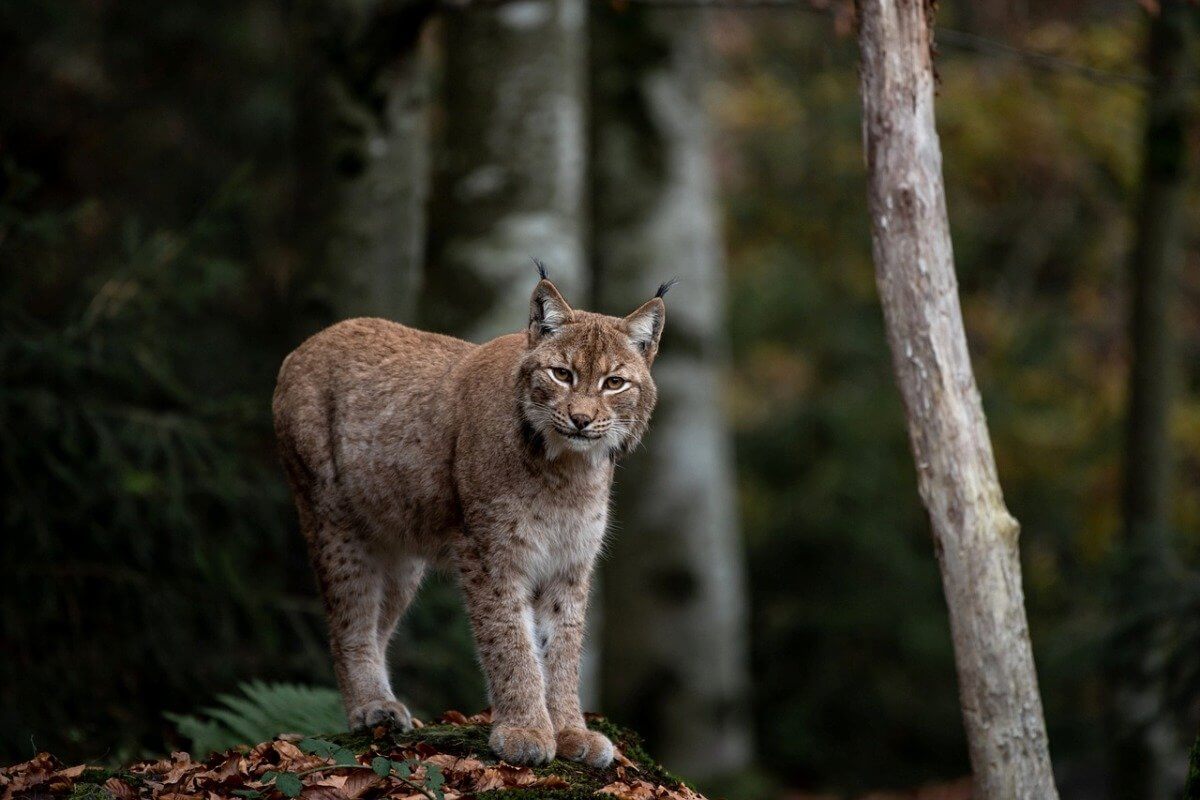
[517,279,664,462]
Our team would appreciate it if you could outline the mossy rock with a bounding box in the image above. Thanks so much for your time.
[2,715,703,800]
[331,715,698,799]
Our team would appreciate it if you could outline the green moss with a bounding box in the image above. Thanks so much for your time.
[587,717,689,790]
[68,784,114,800]
[72,767,144,788]
[320,717,686,798]
[67,768,145,800]
[324,729,381,753]
[395,724,493,757]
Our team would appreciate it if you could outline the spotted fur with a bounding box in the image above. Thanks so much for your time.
[272,278,666,767]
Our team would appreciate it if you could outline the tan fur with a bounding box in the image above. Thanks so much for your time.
[272,278,665,767]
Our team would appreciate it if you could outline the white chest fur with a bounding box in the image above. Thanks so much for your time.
[518,484,610,590]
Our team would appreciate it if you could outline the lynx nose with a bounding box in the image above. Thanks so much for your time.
[569,412,593,431]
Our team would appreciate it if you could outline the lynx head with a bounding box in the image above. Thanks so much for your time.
[517,269,673,464]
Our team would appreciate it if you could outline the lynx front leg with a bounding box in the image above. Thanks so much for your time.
[533,568,614,768]
[312,525,412,731]
[456,540,555,766]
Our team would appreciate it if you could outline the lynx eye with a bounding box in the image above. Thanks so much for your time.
[603,376,628,391]
[550,367,573,385]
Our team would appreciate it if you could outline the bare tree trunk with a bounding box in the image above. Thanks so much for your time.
[327,46,430,322]
[1123,0,1193,578]
[857,2,1059,797]
[1112,2,1196,797]
[295,0,434,323]
[591,4,752,781]
[424,0,588,340]
[425,0,593,704]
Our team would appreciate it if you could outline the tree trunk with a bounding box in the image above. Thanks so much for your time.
[591,4,753,780]
[1112,2,1196,796]
[295,0,434,323]
[857,2,1059,797]
[1122,0,1193,577]
[326,46,430,322]
[424,0,588,340]
[425,0,593,704]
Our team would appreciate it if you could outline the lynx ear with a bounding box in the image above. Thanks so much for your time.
[623,297,666,364]
[529,279,574,345]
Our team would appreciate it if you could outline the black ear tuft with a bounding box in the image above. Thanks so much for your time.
[532,257,548,280]
[655,277,680,298]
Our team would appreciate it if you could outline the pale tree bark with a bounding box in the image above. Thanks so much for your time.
[1112,2,1196,797]
[424,0,588,340]
[592,4,752,780]
[425,0,594,703]
[857,1,1059,797]
[296,0,434,323]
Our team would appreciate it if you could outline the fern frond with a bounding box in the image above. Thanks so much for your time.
[168,681,346,756]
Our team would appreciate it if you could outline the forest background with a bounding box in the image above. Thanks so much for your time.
[2,0,1199,798]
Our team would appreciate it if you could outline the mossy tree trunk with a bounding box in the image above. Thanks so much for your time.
[295,0,435,323]
[591,3,753,781]
[1111,2,1197,797]
[857,1,1059,797]
[424,0,588,340]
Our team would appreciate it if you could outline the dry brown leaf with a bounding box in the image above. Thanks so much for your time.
[299,784,349,800]
[341,770,383,799]
[421,754,464,771]
[598,779,658,800]
[2,753,56,799]
[197,756,248,781]
[104,777,137,800]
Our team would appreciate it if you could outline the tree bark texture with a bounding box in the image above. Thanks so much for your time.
[325,43,430,322]
[857,1,1059,797]
[425,0,588,340]
[294,0,435,323]
[427,0,594,705]
[592,4,753,780]
[1112,3,1196,797]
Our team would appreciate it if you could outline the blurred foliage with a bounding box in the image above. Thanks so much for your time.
[0,0,482,766]
[2,0,1200,796]
[166,681,345,757]
[713,2,1200,793]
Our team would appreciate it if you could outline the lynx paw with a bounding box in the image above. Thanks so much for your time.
[556,728,614,768]
[490,724,556,766]
[348,699,413,732]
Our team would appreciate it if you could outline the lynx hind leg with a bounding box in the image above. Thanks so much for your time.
[310,523,413,732]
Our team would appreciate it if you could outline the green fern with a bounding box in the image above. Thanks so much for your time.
[167,681,346,756]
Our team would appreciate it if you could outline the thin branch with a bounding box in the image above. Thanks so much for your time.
[612,0,1168,89]
[936,27,1152,87]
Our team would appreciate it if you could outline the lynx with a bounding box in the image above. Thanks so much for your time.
[271,268,670,768]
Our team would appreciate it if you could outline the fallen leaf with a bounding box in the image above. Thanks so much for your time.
[341,771,383,800]
[299,785,348,800]
[104,777,136,800]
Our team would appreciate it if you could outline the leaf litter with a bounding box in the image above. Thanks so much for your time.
[0,711,706,800]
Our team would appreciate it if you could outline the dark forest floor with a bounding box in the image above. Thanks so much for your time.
[0,712,704,800]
